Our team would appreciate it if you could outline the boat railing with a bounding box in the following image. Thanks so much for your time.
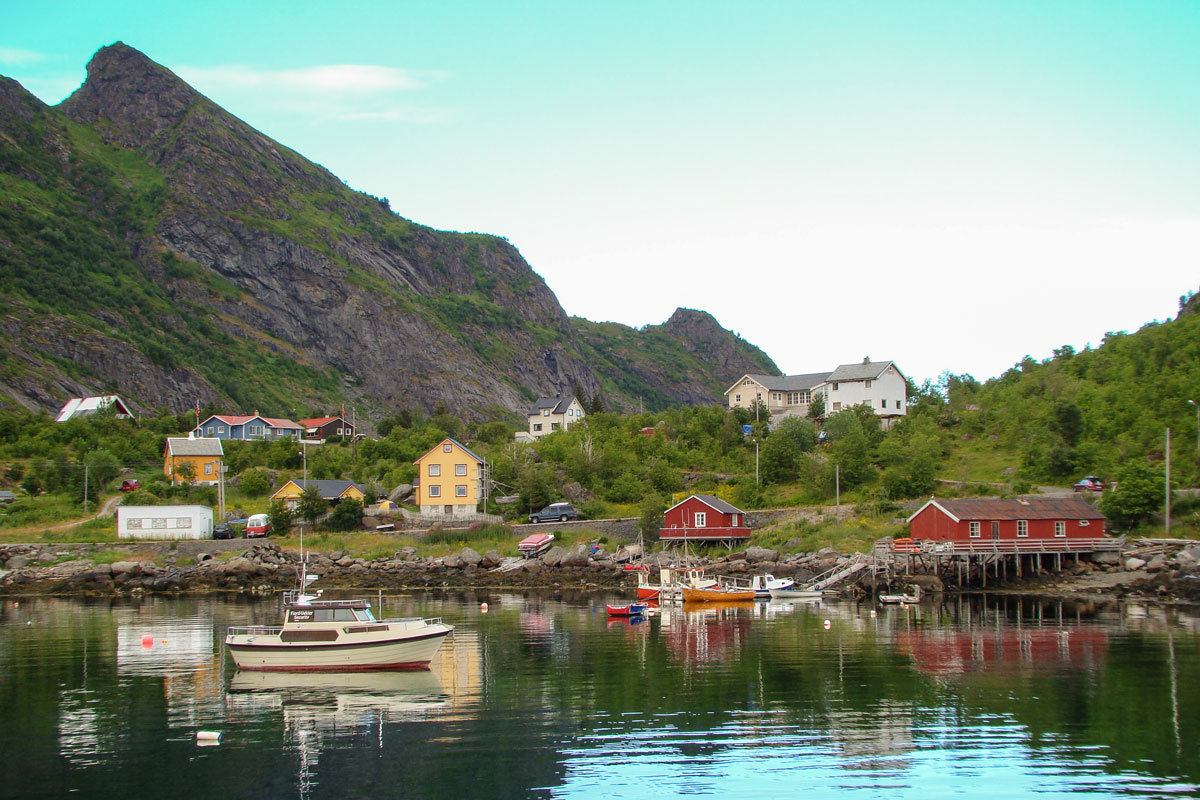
[226,625,283,637]
[718,575,755,590]
[381,617,445,626]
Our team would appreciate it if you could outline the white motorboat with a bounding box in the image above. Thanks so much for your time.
[225,567,453,671]
[748,573,796,598]
[767,586,823,600]
[878,584,922,604]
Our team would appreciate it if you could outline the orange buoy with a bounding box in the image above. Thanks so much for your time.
[141,634,154,648]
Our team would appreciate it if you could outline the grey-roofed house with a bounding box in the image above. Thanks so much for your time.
[726,359,908,428]
[724,372,831,418]
[270,478,367,510]
[518,395,586,441]
[163,437,225,485]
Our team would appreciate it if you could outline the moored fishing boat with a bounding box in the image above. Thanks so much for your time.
[681,585,756,603]
[767,586,823,600]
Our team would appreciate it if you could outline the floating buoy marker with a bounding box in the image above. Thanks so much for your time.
[196,731,222,745]
[823,620,832,630]
[141,634,154,648]
[480,602,489,613]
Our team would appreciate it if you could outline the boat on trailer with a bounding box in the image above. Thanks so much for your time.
[517,532,556,557]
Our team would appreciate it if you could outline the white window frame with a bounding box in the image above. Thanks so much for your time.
[533,423,542,432]
[1079,519,1090,527]
[1017,520,1029,538]
[969,521,981,538]
[443,443,453,452]
[455,485,467,497]
[735,394,741,403]
[204,463,212,475]
[428,485,441,498]
[428,464,440,477]
[694,511,707,527]
[455,464,467,476]
[1055,521,1066,537]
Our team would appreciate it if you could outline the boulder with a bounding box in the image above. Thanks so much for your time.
[817,546,840,559]
[1124,557,1147,571]
[1090,551,1121,566]
[560,544,591,567]
[1146,554,1168,572]
[38,551,58,564]
[745,546,779,564]
[523,559,546,574]
[6,555,28,570]
[443,553,464,569]
[562,482,595,505]
[110,561,141,576]
[389,484,414,503]
[224,557,259,576]
[459,548,483,567]
[335,556,355,568]
[481,550,503,568]
[541,546,566,567]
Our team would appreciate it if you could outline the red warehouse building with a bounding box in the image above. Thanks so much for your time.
[906,497,1109,551]
[660,494,751,545]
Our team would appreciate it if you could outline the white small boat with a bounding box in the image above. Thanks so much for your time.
[767,586,823,600]
[749,573,796,598]
[879,584,922,605]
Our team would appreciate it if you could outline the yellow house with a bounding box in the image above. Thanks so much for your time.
[270,479,366,511]
[164,437,224,485]
[413,438,485,518]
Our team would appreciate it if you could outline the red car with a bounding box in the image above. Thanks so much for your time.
[1073,476,1104,492]
[119,479,140,492]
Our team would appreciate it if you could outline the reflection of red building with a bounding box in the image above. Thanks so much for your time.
[897,627,1109,676]
[663,606,751,663]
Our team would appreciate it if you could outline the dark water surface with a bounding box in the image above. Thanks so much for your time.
[1,591,1198,799]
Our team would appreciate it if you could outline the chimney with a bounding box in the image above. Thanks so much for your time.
[863,356,870,364]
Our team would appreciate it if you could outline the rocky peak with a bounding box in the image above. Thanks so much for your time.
[0,76,47,129]
[656,307,779,376]
[60,41,205,148]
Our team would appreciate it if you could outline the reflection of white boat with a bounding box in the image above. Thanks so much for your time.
[225,597,453,671]
[229,668,445,709]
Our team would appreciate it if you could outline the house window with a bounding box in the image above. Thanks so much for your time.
[772,392,782,402]
[756,393,762,400]
[542,409,550,416]
[218,426,226,434]
[1055,521,1066,537]
[204,463,213,475]
[443,443,453,452]
[865,380,872,389]
[455,464,467,476]
[428,485,441,497]
[743,379,752,385]
[832,402,842,411]
[881,400,887,409]
[456,485,467,497]
[694,511,706,527]
[206,426,215,435]
[735,395,741,403]
[731,514,739,526]
[787,392,799,404]
[969,521,981,538]
[551,423,560,430]
[428,464,441,477]
[1079,520,1090,527]
[1017,520,1029,537]
[533,423,543,432]
[832,383,839,391]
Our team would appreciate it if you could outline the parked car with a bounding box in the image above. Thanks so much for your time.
[213,523,234,540]
[528,502,578,523]
[1073,476,1104,492]
[244,513,272,538]
[119,479,140,492]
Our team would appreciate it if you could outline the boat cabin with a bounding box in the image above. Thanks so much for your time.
[285,599,376,625]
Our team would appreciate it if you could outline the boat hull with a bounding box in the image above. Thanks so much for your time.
[226,623,452,672]
[682,586,756,603]
[607,603,647,617]
[768,588,823,600]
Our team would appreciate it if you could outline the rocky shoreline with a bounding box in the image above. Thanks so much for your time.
[1,540,1198,604]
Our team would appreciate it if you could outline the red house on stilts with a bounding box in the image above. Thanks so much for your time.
[906,497,1109,548]
[659,494,751,548]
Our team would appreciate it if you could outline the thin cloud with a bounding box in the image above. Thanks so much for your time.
[178,63,445,95]
[0,47,46,65]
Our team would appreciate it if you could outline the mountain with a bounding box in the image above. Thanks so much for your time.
[0,43,777,423]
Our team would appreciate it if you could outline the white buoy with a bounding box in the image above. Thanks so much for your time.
[823,619,832,629]
[480,602,489,613]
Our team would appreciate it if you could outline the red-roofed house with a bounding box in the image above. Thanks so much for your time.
[298,416,355,442]
[193,414,303,441]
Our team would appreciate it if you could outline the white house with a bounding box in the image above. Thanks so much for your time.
[814,360,908,428]
[117,505,214,540]
[55,395,135,422]
[725,359,907,427]
[516,396,586,441]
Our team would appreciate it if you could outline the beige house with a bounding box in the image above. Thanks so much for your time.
[726,359,908,427]
[516,396,586,442]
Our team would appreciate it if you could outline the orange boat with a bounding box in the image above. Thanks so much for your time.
[681,586,755,603]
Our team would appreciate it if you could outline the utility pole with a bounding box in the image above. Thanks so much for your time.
[753,439,759,486]
[83,464,89,513]
[836,464,840,507]
[1189,400,1199,485]
[1165,427,1171,536]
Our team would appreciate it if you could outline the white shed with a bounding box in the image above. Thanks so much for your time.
[117,505,214,540]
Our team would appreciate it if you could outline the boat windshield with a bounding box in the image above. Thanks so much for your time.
[356,608,376,622]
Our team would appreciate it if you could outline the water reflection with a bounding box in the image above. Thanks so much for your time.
[2,592,1200,799]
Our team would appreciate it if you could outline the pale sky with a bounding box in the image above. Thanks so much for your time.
[6,1,1199,386]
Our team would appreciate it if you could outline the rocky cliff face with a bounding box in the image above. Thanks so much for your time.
[0,43,779,421]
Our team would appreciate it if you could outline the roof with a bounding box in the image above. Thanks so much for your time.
[907,497,1107,524]
[200,414,302,429]
[165,437,224,457]
[285,479,366,498]
[725,373,831,395]
[824,360,903,383]
[665,493,746,516]
[528,396,579,415]
[413,437,486,465]
[55,395,133,422]
[298,416,347,428]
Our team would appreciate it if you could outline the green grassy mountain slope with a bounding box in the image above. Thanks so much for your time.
[0,43,778,422]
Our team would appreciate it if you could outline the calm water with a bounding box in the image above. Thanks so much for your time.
[1,591,1198,799]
